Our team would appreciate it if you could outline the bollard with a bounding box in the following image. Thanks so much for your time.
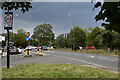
[24,49,27,56]
[37,49,40,54]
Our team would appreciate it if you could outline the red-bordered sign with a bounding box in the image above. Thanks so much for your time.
[4,12,13,30]
[4,15,12,23]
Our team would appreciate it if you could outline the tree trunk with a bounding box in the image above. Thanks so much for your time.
[118,32,120,55]
[110,46,113,53]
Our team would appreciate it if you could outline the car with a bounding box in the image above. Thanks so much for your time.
[47,46,54,50]
[86,46,96,49]
[41,46,48,50]
[31,47,37,52]
[0,50,2,55]
[9,46,19,54]
[17,48,23,53]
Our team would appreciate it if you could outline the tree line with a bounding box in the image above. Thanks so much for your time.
[1,1,120,53]
[2,24,119,53]
[55,26,119,52]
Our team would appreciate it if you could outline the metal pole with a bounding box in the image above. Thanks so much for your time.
[28,40,29,55]
[73,16,75,50]
[7,29,10,68]
[7,8,10,69]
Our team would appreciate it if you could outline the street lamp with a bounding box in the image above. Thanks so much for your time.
[68,13,75,50]
[67,14,75,28]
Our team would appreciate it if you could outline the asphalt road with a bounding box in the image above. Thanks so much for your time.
[1,50,119,72]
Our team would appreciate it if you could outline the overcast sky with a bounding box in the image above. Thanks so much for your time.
[1,2,104,38]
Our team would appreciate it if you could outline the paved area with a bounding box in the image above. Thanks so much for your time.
[1,50,119,73]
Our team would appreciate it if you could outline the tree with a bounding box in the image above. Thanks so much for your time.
[93,2,120,33]
[15,28,28,48]
[102,30,119,52]
[4,28,28,48]
[86,27,104,49]
[1,2,32,13]
[31,24,55,46]
[29,39,39,46]
[56,34,65,48]
[67,26,86,50]
[93,1,120,51]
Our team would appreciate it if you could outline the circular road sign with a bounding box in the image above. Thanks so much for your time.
[26,32,30,37]
[26,37,30,41]
[4,14,12,23]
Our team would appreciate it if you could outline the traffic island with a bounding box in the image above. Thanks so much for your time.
[24,55,32,57]
[35,53,43,56]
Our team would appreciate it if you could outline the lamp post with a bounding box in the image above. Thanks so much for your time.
[68,14,75,50]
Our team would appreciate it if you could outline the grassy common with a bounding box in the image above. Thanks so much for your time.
[2,63,118,78]
[54,49,119,56]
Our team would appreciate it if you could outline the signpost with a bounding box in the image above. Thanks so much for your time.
[4,12,13,30]
[26,32,30,56]
[4,12,13,69]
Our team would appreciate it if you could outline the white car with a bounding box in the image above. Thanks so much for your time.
[0,50,2,55]
[17,48,23,53]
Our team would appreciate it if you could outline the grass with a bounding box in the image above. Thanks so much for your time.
[2,63,118,78]
[53,49,119,56]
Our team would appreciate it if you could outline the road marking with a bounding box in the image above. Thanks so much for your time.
[89,56,95,58]
[98,58,116,61]
[54,55,108,68]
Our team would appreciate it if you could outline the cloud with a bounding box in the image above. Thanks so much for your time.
[1,2,104,38]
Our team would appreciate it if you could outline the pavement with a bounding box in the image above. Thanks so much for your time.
[1,50,119,73]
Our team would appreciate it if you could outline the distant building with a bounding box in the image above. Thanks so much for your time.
[0,35,5,47]
[0,35,5,42]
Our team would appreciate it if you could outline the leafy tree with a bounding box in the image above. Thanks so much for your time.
[29,39,39,46]
[31,24,55,46]
[4,28,28,48]
[1,2,32,13]
[2,41,6,46]
[15,28,28,48]
[102,30,119,52]
[86,27,104,49]
[93,1,120,51]
[93,2,120,33]
[56,34,65,48]
[67,26,86,50]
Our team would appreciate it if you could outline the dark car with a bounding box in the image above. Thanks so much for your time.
[41,46,48,50]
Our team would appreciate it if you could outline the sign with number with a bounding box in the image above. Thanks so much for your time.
[26,37,30,41]
[4,12,13,30]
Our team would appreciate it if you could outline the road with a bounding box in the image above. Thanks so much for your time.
[1,50,119,73]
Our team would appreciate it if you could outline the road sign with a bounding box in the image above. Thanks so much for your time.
[26,37,30,41]
[4,12,13,30]
[26,32,30,37]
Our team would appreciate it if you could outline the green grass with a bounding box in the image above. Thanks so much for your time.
[2,63,118,78]
[54,49,119,56]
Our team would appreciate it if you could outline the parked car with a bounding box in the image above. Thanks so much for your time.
[17,48,23,53]
[9,46,19,54]
[0,50,2,55]
[86,46,96,49]
[41,46,48,50]
[31,46,37,51]
[47,46,54,50]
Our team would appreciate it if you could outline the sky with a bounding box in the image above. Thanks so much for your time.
[1,2,104,38]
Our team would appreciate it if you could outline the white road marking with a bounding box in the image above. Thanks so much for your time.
[98,58,116,61]
[53,55,108,68]
[89,56,95,58]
